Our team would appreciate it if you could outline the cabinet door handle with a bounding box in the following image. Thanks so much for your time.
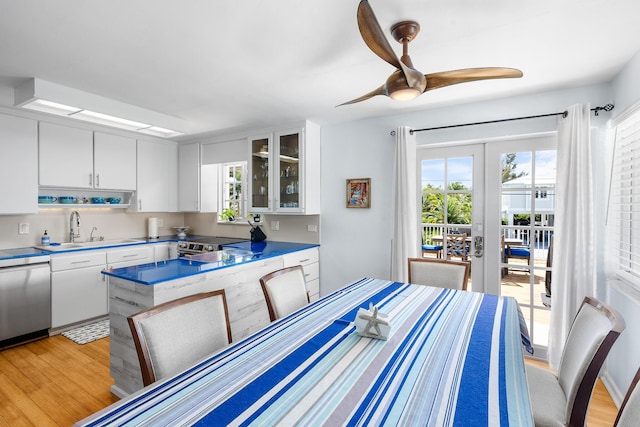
[139,199,142,210]
[89,173,93,186]
[96,173,100,188]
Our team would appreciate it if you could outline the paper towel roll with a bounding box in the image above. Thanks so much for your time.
[148,217,159,239]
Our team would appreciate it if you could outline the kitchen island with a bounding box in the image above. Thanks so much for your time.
[104,240,319,397]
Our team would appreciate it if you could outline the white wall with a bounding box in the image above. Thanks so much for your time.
[602,49,640,405]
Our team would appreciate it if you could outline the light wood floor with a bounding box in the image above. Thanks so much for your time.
[0,336,620,426]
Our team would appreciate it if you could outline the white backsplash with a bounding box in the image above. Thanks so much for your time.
[0,211,321,249]
[0,210,185,249]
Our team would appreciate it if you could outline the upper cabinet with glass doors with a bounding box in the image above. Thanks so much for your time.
[248,121,320,215]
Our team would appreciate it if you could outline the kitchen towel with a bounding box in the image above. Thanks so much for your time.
[148,217,159,239]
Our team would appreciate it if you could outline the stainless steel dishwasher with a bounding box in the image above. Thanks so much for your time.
[0,251,51,346]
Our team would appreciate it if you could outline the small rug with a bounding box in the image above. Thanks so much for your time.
[62,319,110,345]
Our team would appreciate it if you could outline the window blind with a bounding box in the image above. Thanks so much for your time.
[611,108,640,284]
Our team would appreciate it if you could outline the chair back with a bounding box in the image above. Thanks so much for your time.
[407,258,469,290]
[558,296,625,426]
[128,290,232,386]
[445,233,468,260]
[260,265,309,321]
[615,366,640,426]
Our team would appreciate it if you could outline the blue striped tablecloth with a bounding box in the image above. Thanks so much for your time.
[78,278,533,426]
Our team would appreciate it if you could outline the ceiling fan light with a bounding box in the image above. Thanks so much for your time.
[390,88,421,101]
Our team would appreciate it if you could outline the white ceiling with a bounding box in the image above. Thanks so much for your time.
[1,0,639,139]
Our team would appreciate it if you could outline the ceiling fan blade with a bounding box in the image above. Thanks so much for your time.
[337,85,388,107]
[357,0,402,70]
[424,67,523,92]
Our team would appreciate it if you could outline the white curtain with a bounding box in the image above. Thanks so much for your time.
[548,103,595,370]
[391,126,419,282]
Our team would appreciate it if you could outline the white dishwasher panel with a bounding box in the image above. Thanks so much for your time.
[51,264,107,328]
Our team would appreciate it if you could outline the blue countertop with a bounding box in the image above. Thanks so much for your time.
[0,235,244,261]
[0,247,51,260]
[102,241,319,285]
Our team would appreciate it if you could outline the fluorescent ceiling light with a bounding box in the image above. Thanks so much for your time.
[138,126,183,138]
[22,99,82,115]
[14,78,188,137]
[70,110,150,131]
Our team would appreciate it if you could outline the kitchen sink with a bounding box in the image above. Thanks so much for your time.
[34,238,145,251]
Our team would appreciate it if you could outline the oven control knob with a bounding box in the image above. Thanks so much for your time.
[178,242,187,248]
[205,245,215,252]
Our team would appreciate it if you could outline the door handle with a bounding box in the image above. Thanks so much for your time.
[473,236,484,258]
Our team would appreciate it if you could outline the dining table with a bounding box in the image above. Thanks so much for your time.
[76,277,533,427]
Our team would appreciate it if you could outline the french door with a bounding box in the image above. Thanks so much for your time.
[486,134,556,357]
[418,133,556,356]
[417,144,485,291]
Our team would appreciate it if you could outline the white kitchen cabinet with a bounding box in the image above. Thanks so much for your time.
[283,247,320,301]
[39,122,94,188]
[106,245,153,269]
[132,139,178,212]
[0,114,38,214]
[93,132,136,190]
[39,122,136,190]
[178,143,200,211]
[178,143,218,213]
[152,242,178,262]
[50,250,107,328]
[248,121,320,214]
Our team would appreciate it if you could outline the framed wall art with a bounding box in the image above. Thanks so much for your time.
[346,178,370,208]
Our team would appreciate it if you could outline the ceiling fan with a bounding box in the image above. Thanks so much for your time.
[339,0,523,106]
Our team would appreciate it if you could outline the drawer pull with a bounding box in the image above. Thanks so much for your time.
[299,258,310,263]
[71,260,91,265]
[122,254,138,258]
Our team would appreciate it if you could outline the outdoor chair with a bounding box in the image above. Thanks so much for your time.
[128,290,232,386]
[501,234,531,274]
[525,296,625,427]
[445,233,469,261]
[408,258,469,290]
[421,243,443,258]
[260,265,310,322]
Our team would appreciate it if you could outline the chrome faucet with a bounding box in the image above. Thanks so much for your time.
[90,226,98,242]
[69,210,81,243]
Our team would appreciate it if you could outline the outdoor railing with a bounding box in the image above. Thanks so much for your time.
[421,223,554,258]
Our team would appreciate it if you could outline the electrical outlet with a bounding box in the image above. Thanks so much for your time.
[19,223,29,234]
[307,224,318,232]
[270,221,280,231]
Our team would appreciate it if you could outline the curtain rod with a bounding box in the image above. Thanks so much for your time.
[391,104,614,135]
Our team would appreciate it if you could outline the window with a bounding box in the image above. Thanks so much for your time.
[219,162,247,222]
[610,107,640,286]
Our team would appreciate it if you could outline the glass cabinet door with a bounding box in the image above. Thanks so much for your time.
[277,132,300,210]
[250,136,271,211]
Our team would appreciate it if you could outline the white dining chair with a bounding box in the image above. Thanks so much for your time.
[260,265,309,321]
[407,257,469,290]
[525,296,625,427]
[614,366,640,427]
[128,290,232,386]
